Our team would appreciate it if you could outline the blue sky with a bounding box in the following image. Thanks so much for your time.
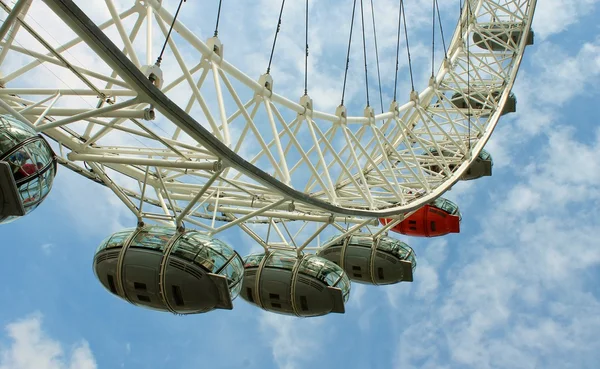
[2,1,600,369]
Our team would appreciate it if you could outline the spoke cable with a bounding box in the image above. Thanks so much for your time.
[214,0,224,37]
[304,0,309,95]
[266,0,287,74]
[369,0,384,113]
[359,0,370,107]
[436,0,448,58]
[400,0,415,92]
[155,0,186,66]
[464,0,472,154]
[341,0,358,106]
[393,0,402,101]
[432,0,436,77]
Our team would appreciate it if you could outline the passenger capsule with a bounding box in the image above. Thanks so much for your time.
[473,24,534,52]
[94,226,244,314]
[240,251,351,317]
[426,148,493,181]
[0,114,57,224]
[317,234,416,285]
[462,149,493,181]
[450,92,516,117]
[380,197,461,237]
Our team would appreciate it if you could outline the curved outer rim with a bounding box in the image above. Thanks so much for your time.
[39,0,536,218]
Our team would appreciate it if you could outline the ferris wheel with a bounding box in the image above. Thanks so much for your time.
[0,0,535,317]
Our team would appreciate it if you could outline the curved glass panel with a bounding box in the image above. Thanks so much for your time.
[244,253,265,268]
[191,245,213,271]
[208,239,234,259]
[478,149,493,167]
[336,274,351,302]
[96,235,112,253]
[377,237,417,269]
[265,251,297,270]
[348,234,375,248]
[432,197,459,217]
[298,255,320,278]
[129,226,176,251]
[221,258,244,298]
[171,233,201,261]
[103,229,136,250]
[1,116,56,222]
[300,255,349,300]
[203,248,228,272]
[0,115,37,156]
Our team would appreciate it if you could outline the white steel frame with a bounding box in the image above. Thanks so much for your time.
[0,0,536,251]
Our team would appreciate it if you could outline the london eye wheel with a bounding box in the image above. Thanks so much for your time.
[0,0,536,317]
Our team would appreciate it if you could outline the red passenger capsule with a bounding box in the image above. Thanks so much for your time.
[380,197,461,237]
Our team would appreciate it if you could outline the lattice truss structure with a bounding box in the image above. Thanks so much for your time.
[0,0,535,250]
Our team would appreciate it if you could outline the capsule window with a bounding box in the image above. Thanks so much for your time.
[352,265,361,271]
[246,288,254,303]
[271,302,282,309]
[377,268,384,280]
[300,296,309,311]
[107,275,117,294]
[134,282,147,291]
[430,221,437,232]
[137,295,151,302]
[172,285,184,306]
[269,293,280,300]
[408,220,417,225]
[353,273,362,278]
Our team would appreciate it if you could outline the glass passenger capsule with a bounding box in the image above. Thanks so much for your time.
[0,114,57,224]
[450,91,516,117]
[240,251,351,317]
[380,197,461,237]
[472,24,534,52]
[94,226,244,314]
[426,148,493,181]
[317,234,416,285]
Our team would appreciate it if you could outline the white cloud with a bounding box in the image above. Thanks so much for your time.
[259,313,323,369]
[533,0,599,39]
[40,243,54,255]
[388,30,600,369]
[0,314,97,369]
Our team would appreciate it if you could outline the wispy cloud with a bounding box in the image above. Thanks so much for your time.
[389,31,600,369]
[0,313,97,369]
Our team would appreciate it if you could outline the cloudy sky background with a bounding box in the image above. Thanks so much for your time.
[2,0,600,368]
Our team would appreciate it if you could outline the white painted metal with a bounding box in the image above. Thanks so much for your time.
[0,0,536,251]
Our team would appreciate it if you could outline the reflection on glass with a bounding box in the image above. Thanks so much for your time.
[0,115,37,156]
[298,257,320,278]
[1,117,56,222]
[130,226,175,250]
[299,255,348,293]
[223,262,243,297]
[377,237,417,269]
[479,149,491,162]
[432,197,459,216]
[265,251,297,270]
[106,229,135,249]
[244,253,264,268]
[336,275,351,302]
[96,235,112,252]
